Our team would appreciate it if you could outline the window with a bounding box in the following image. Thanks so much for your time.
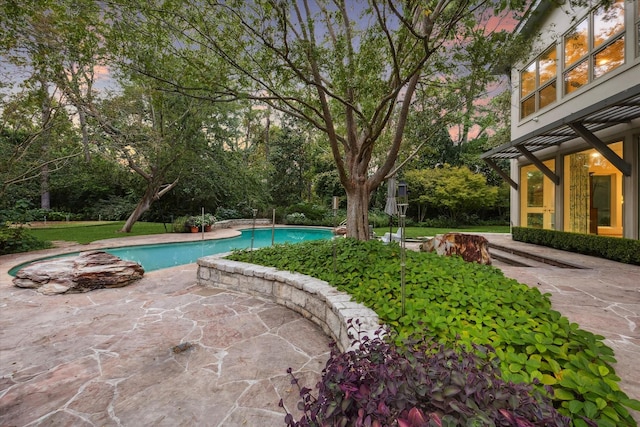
[520,46,557,119]
[563,0,625,95]
[563,142,624,236]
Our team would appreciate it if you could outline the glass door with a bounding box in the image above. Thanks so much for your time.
[521,160,556,229]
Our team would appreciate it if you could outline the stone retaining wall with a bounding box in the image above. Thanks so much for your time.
[197,256,380,352]
[214,219,272,229]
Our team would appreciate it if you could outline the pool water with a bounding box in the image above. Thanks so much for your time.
[9,227,332,275]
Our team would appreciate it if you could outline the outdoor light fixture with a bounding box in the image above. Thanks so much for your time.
[332,196,339,275]
[398,182,408,206]
[397,182,408,317]
[250,208,258,258]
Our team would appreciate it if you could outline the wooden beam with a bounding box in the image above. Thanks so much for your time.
[568,122,632,176]
[484,158,518,190]
[516,145,560,185]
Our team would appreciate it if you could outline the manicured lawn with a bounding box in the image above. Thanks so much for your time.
[27,222,509,245]
[374,225,510,239]
[28,221,170,244]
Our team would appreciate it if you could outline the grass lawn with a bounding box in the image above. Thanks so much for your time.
[28,221,170,244]
[26,222,510,245]
[373,225,510,239]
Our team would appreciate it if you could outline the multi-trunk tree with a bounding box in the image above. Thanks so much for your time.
[106,0,527,239]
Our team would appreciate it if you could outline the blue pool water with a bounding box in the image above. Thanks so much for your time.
[9,227,332,275]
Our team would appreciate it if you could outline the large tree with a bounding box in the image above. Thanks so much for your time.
[105,0,526,239]
[85,82,213,232]
[0,84,80,200]
[0,0,105,202]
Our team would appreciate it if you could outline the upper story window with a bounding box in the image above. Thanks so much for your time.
[520,46,557,119]
[564,0,625,94]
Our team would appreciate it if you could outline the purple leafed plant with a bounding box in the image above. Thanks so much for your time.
[281,320,580,427]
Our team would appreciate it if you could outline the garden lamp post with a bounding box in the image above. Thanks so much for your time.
[397,182,408,317]
[332,196,339,274]
[250,208,258,259]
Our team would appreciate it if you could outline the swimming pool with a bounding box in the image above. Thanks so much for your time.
[9,227,333,275]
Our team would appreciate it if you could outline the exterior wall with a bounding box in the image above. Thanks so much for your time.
[511,2,640,139]
[508,1,640,239]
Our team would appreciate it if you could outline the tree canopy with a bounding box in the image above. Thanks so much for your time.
[1,0,531,235]
[104,0,527,238]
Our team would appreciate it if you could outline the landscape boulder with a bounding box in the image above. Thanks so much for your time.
[420,233,492,265]
[13,251,144,295]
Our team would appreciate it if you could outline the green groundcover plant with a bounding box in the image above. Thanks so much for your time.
[283,321,572,427]
[229,239,640,426]
[0,224,52,255]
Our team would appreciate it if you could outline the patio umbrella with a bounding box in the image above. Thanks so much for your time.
[384,176,398,236]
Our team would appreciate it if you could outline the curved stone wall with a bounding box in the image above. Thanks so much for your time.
[197,256,380,352]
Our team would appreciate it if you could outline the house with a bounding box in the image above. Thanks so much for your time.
[481,0,640,239]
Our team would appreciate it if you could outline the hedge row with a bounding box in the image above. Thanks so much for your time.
[512,227,640,265]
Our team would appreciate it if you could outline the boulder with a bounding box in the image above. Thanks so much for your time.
[334,225,347,236]
[420,233,492,265]
[13,251,145,295]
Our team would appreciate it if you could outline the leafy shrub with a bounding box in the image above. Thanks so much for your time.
[0,224,52,255]
[172,215,190,233]
[285,212,307,224]
[186,213,216,228]
[286,202,328,221]
[84,195,137,221]
[284,322,572,427]
[0,199,81,224]
[369,209,394,228]
[513,227,640,265]
[215,207,241,220]
[229,239,640,425]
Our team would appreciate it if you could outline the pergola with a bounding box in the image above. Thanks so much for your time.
[481,83,640,188]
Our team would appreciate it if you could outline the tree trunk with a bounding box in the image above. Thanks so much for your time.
[345,182,371,240]
[78,108,91,162]
[40,163,50,210]
[40,79,52,211]
[119,176,179,233]
[120,186,156,233]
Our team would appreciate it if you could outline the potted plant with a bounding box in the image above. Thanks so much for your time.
[202,213,216,231]
[186,216,199,233]
[187,214,216,232]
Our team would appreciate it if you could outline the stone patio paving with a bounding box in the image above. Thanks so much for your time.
[1,230,639,424]
[0,264,329,426]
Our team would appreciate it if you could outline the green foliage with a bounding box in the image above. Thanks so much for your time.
[172,215,190,233]
[369,209,396,228]
[372,226,511,239]
[285,324,570,427]
[513,227,640,265]
[404,166,499,223]
[313,169,344,206]
[84,195,137,221]
[229,239,640,425]
[186,213,216,228]
[0,224,52,255]
[214,207,243,220]
[0,199,82,224]
[268,121,312,206]
[285,202,328,221]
